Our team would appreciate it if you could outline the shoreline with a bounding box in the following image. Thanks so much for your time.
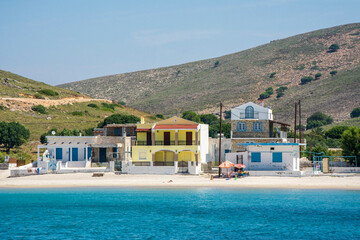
[1,171,360,190]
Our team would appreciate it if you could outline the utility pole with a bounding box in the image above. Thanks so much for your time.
[298,100,302,158]
[218,102,223,177]
[294,102,297,143]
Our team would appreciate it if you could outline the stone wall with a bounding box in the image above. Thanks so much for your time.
[231,120,270,138]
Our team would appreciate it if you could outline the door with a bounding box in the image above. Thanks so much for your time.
[178,161,189,173]
[147,132,152,146]
[56,148,62,160]
[164,132,170,145]
[72,148,78,161]
[100,148,107,162]
[186,132,193,145]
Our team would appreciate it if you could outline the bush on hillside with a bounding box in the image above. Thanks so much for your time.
[306,112,333,130]
[301,76,314,84]
[38,89,59,96]
[330,70,338,76]
[276,86,288,93]
[98,113,140,128]
[71,111,84,116]
[182,111,201,123]
[265,87,274,95]
[33,93,44,99]
[350,107,360,118]
[314,73,322,80]
[31,105,47,114]
[276,92,284,98]
[87,103,99,109]
[199,114,218,125]
[259,92,270,100]
[269,72,276,78]
[155,114,164,119]
[328,43,340,53]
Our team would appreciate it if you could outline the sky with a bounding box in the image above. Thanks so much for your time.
[0,0,360,86]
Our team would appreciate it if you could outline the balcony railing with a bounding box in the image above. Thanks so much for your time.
[239,112,260,119]
[154,161,175,166]
[135,140,200,146]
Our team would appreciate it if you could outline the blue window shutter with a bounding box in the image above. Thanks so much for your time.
[252,152,261,162]
[114,128,121,136]
[237,122,240,131]
[88,147,92,159]
[273,152,282,162]
[56,148,62,160]
[253,122,262,132]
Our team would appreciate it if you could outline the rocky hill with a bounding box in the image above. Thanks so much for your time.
[58,23,360,123]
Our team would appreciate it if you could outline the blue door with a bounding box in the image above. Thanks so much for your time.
[56,148,62,160]
[72,148,78,161]
[100,148,107,162]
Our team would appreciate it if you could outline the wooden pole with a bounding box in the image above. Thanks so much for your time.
[218,102,222,177]
[294,102,297,143]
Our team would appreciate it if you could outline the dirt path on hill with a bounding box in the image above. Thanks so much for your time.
[0,97,111,111]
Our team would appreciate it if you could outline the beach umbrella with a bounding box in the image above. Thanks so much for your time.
[219,161,235,168]
[235,164,246,169]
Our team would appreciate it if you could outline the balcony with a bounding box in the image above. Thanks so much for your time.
[239,112,260,119]
[135,140,200,146]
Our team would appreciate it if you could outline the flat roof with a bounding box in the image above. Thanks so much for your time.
[237,143,299,146]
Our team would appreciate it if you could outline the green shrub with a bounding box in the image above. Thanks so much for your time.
[0,105,7,110]
[330,70,338,76]
[265,87,274,95]
[328,43,339,52]
[155,114,164,119]
[149,116,157,120]
[276,92,284,98]
[314,73,322,80]
[350,107,360,118]
[310,66,319,70]
[276,86,288,93]
[301,76,314,84]
[101,102,119,111]
[269,72,276,78]
[259,92,270,99]
[294,64,305,70]
[325,126,349,139]
[98,113,140,128]
[87,103,99,109]
[213,61,219,68]
[119,101,126,106]
[71,111,84,116]
[38,89,59,96]
[306,112,333,129]
[34,93,44,99]
[31,105,47,114]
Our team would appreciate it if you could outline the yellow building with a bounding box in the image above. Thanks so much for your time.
[129,117,209,174]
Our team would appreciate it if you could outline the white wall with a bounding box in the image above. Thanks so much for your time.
[231,102,273,120]
[199,124,209,164]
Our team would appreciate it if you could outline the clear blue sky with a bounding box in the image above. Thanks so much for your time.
[1,0,359,85]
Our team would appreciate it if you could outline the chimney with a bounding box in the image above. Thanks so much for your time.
[140,116,145,124]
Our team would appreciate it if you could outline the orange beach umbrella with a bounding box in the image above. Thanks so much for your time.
[219,161,235,168]
[235,164,246,169]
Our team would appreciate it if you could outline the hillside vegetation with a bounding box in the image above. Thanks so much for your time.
[59,23,360,124]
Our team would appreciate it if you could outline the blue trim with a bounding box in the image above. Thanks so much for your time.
[72,148,78,161]
[114,128,121,136]
[253,122,262,132]
[251,152,261,162]
[87,147,92,159]
[272,152,283,162]
[237,122,246,132]
[56,148,62,160]
[237,143,299,146]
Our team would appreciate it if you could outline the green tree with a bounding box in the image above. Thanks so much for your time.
[0,122,30,152]
[98,113,140,127]
[306,112,333,129]
[325,126,349,139]
[265,87,274,95]
[209,123,231,138]
[276,86,288,93]
[340,127,360,165]
[199,114,218,125]
[31,105,47,114]
[276,92,284,98]
[155,114,165,119]
[328,43,340,52]
[224,110,231,119]
[330,70,337,76]
[301,76,313,84]
[182,111,201,123]
[350,107,360,118]
[259,92,270,99]
[314,73,322,80]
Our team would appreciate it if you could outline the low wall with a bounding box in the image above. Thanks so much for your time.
[0,163,9,170]
[124,165,176,174]
[331,167,360,173]
[248,171,302,177]
[67,161,87,168]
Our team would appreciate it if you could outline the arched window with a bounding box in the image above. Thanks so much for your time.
[245,106,254,119]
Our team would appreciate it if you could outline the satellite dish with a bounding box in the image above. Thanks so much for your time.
[51,131,56,135]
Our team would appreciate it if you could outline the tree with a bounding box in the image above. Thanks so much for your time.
[182,111,201,123]
[328,43,340,53]
[265,87,274,95]
[330,70,338,76]
[224,110,231,119]
[325,126,349,139]
[209,123,231,138]
[341,127,360,165]
[213,61,219,68]
[306,112,333,130]
[31,105,47,114]
[155,114,164,119]
[301,76,313,84]
[199,114,218,125]
[269,72,276,78]
[350,107,360,118]
[276,86,288,93]
[0,122,30,152]
[314,73,322,80]
[276,92,284,98]
[259,92,270,100]
[98,113,140,127]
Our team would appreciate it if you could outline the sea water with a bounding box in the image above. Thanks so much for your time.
[0,188,359,240]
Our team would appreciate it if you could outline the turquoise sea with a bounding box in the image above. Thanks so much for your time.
[0,188,359,239]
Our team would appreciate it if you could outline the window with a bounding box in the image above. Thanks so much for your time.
[114,128,121,136]
[253,122,262,132]
[273,152,282,162]
[251,152,261,162]
[237,122,246,132]
[225,149,231,153]
[139,150,147,160]
[245,106,254,119]
[113,147,118,158]
[270,147,275,150]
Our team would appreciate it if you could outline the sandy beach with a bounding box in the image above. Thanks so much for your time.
[0,170,359,189]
